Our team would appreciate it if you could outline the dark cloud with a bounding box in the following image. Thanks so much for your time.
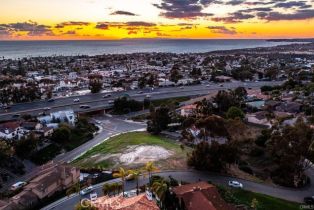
[274,1,312,9]
[95,23,109,30]
[63,30,76,35]
[225,0,245,5]
[207,26,237,34]
[0,21,54,36]
[153,0,215,19]
[212,12,255,23]
[258,9,314,21]
[125,21,156,27]
[110,10,137,16]
[55,21,90,29]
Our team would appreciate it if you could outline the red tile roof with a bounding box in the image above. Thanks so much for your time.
[173,182,236,210]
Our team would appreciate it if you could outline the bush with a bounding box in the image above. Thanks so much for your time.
[250,147,264,157]
[226,106,244,120]
[239,165,254,175]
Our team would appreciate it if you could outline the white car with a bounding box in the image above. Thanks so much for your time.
[11,181,27,191]
[146,94,151,98]
[80,186,94,195]
[73,98,80,102]
[228,180,243,188]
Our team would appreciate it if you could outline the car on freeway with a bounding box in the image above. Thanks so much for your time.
[206,84,210,87]
[12,114,20,118]
[228,181,243,188]
[47,98,55,102]
[80,186,94,195]
[73,98,80,102]
[103,94,111,98]
[44,107,51,111]
[11,181,27,191]
[4,105,11,110]
[146,94,151,98]
[304,196,314,204]
[108,100,114,104]
[180,86,184,89]
[80,105,90,109]
[219,84,224,87]
[137,91,143,94]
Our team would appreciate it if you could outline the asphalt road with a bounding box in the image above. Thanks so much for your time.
[42,169,309,210]
[0,80,283,121]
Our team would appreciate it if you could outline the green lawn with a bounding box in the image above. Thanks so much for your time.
[72,131,190,170]
[218,186,300,210]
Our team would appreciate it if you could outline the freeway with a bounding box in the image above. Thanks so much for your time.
[42,169,308,210]
[0,80,282,121]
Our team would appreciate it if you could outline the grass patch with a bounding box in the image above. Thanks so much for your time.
[72,131,190,170]
[218,186,300,210]
[151,96,190,107]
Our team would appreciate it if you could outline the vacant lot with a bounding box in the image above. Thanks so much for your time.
[72,132,190,170]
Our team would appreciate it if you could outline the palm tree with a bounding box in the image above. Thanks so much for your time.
[113,167,127,197]
[102,183,112,196]
[152,180,168,207]
[128,169,141,195]
[144,162,159,187]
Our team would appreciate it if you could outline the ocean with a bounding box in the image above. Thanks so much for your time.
[0,39,294,59]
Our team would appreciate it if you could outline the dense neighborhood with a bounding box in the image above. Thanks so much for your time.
[0,43,313,210]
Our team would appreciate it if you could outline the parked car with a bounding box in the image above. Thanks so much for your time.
[73,98,80,102]
[48,98,55,102]
[228,181,243,188]
[304,196,314,204]
[80,186,94,195]
[103,94,111,98]
[12,114,20,118]
[11,181,27,191]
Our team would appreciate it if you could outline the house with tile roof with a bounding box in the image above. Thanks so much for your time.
[171,182,236,210]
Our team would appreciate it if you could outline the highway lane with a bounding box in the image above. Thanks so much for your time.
[42,170,306,210]
[0,80,282,121]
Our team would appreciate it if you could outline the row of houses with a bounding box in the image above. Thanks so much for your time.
[0,110,76,140]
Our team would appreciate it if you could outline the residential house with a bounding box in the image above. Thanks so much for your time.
[0,121,22,140]
[171,182,236,210]
[37,110,76,125]
[179,104,197,117]
[6,163,80,209]
[246,111,272,128]
[276,102,302,114]
[93,192,159,210]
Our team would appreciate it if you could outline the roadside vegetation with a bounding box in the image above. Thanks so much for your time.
[218,186,300,210]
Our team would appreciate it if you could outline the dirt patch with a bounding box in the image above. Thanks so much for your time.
[119,145,173,164]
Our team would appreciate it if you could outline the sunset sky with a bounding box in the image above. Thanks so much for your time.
[0,0,314,40]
